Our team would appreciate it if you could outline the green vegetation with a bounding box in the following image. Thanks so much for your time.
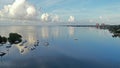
[108,25,120,33]
[108,25,120,38]
[0,33,22,45]
[0,36,7,44]
[8,33,22,44]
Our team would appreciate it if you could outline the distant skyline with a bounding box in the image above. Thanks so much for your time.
[0,0,120,24]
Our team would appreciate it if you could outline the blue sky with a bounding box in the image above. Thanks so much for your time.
[0,0,120,24]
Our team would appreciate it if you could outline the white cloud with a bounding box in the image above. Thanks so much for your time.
[0,0,37,19]
[26,6,36,17]
[41,13,60,22]
[52,15,59,22]
[68,16,75,22]
[41,13,50,22]
[99,16,103,20]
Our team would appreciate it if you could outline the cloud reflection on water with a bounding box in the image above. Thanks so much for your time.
[0,26,119,68]
[0,26,76,55]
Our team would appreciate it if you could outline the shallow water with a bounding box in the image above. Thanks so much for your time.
[0,25,120,68]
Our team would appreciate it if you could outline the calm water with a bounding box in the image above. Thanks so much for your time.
[0,25,120,68]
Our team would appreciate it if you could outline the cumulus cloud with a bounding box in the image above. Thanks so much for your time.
[68,16,75,22]
[41,13,50,22]
[0,0,37,19]
[41,13,60,22]
[52,15,59,22]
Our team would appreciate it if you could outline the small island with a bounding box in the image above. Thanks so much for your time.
[0,33,22,45]
[99,25,120,37]
[108,25,120,37]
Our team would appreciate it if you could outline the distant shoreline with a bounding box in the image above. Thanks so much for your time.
[0,24,112,27]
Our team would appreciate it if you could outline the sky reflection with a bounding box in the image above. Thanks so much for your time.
[0,26,120,68]
[0,26,77,55]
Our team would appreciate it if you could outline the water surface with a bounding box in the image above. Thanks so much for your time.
[0,25,120,68]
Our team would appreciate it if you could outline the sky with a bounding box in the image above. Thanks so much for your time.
[0,0,120,24]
